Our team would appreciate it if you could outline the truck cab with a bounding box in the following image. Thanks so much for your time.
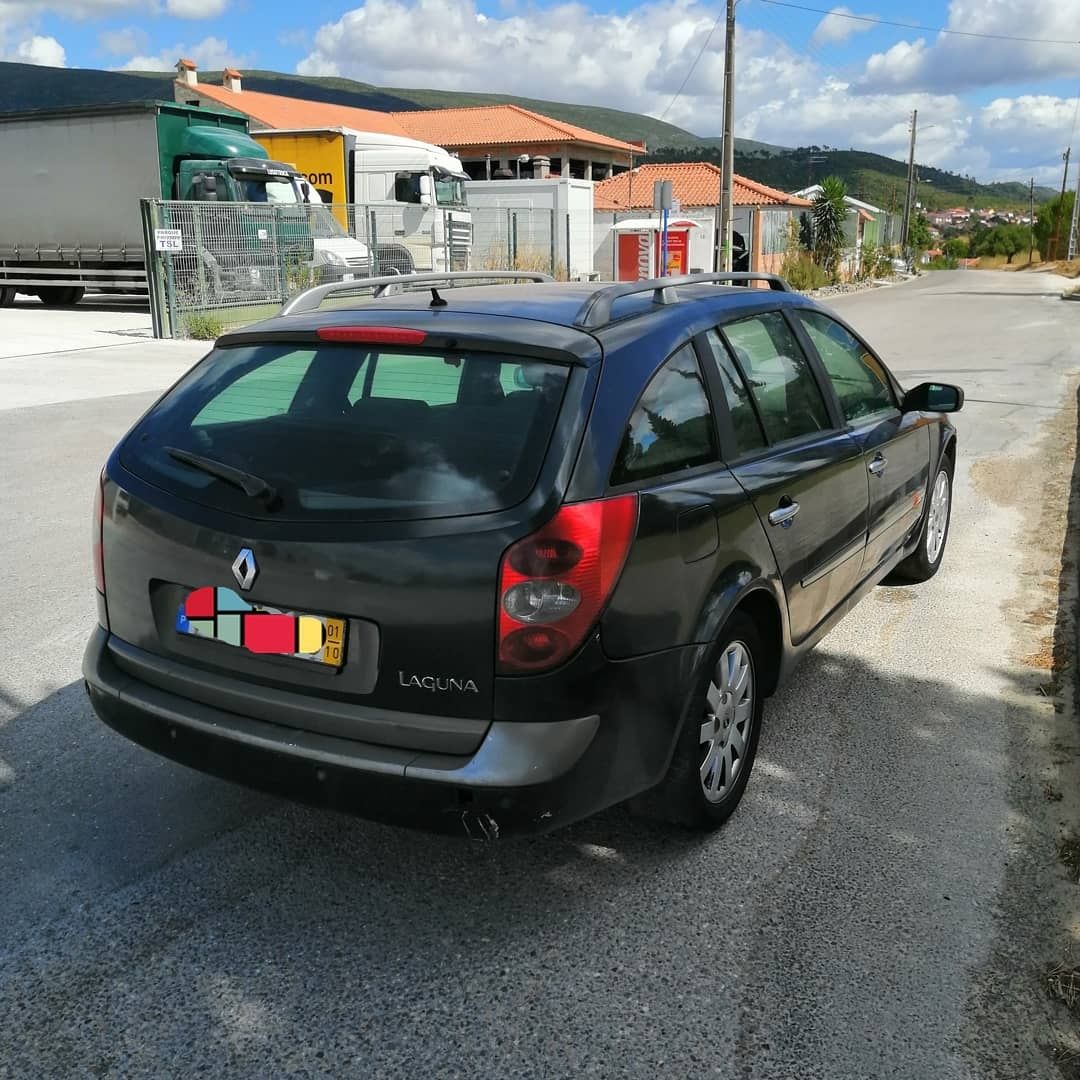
[172,156,369,288]
[351,135,473,273]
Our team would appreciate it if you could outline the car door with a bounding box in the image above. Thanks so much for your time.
[704,313,869,645]
[601,342,761,658]
[795,310,930,575]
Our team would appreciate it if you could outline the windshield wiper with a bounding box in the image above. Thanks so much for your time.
[165,447,278,504]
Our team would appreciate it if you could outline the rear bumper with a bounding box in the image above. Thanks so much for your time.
[83,627,691,837]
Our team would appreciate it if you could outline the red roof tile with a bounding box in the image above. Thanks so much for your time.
[594,162,812,210]
[391,104,640,153]
[178,80,409,137]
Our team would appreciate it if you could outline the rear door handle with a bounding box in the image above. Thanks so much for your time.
[768,500,800,527]
[868,454,887,477]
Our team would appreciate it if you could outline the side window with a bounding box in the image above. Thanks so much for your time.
[193,350,315,425]
[722,312,830,444]
[611,344,718,486]
[348,353,464,405]
[798,311,896,423]
[701,329,766,457]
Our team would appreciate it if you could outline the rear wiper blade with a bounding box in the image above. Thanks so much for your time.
[165,447,278,504]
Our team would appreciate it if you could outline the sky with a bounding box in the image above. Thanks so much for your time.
[2,0,1078,185]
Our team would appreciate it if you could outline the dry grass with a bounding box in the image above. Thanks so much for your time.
[1049,963,1080,1013]
[479,243,568,281]
[1057,837,1080,882]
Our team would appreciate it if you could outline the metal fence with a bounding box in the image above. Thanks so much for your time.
[142,200,563,339]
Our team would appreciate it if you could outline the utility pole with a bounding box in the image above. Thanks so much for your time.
[1048,147,1070,261]
[718,0,736,272]
[1067,157,1080,262]
[1028,177,1035,265]
[900,109,918,253]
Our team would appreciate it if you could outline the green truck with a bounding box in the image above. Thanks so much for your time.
[0,100,364,307]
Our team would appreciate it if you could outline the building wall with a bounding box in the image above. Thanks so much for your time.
[593,208,715,280]
[465,178,595,278]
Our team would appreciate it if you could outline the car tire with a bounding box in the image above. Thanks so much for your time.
[889,453,954,584]
[0,286,15,307]
[635,612,765,830]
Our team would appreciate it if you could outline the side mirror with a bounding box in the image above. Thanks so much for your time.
[419,173,434,206]
[902,381,964,413]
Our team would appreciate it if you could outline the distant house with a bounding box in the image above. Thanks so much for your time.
[792,184,898,250]
[593,162,811,279]
[389,105,641,181]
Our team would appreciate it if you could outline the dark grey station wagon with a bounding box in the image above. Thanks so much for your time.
[84,271,963,837]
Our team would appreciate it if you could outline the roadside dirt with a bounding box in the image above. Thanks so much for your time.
[967,378,1080,1076]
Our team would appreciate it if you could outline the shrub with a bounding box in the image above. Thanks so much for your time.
[812,176,848,281]
[184,311,225,340]
[781,250,829,291]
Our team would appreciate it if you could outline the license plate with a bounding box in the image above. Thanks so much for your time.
[176,586,346,668]
[342,272,355,282]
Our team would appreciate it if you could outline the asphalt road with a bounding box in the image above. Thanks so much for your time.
[2,271,1079,1079]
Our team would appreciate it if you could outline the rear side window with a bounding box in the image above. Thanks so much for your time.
[121,344,570,522]
[798,311,896,422]
[722,313,830,444]
[611,344,718,486]
[701,329,766,457]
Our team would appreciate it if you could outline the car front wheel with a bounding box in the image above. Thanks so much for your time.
[636,612,764,830]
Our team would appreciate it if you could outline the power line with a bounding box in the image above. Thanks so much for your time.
[657,9,725,121]
[753,0,1080,47]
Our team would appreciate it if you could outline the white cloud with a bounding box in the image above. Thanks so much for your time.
[118,35,249,71]
[859,0,1080,93]
[11,32,65,65]
[98,26,147,55]
[165,0,228,18]
[810,7,874,47]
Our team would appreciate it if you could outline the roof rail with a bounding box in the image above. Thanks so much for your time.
[280,270,556,316]
[572,272,791,330]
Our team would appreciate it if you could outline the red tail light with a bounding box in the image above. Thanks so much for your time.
[497,494,638,674]
[317,326,427,345]
[92,471,105,595]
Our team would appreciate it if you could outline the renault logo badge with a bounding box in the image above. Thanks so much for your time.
[232,548,257,591]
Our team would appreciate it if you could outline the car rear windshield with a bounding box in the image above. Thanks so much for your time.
[120,342,570,522]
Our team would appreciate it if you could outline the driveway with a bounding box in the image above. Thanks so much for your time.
[1,271,1078,1078]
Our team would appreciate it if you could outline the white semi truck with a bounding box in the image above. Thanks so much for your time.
[254,128,473,274]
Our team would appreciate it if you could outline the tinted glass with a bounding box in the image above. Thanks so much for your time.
[121,344,569,522]
[701,329,766,456]
[799,311,895,422]
[723,313,830,444]
[611,345,718,486]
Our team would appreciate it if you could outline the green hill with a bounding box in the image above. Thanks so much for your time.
[0,61,1044,206]
[647,143,1055,211]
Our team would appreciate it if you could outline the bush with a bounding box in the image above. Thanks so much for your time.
[481,244,566,280]
[184,311,225,340]
[781,250,829,291]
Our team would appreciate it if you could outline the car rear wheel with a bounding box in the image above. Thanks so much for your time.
[635,612,764,830]
[889,454,954,584]
[0,286,15,307]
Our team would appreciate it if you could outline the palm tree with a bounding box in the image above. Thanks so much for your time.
[812,175,849,280]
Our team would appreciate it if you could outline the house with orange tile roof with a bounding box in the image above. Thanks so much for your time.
[389,104,642,181]
[593,162,811,278]
[172,63,641,182]
[172,61,410,137]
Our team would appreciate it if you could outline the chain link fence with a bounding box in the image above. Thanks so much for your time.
[142,200,564,339]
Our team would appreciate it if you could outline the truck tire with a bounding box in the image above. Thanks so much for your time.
[36,286,84,307]
[0,287,15,307]
[373,244,415,276]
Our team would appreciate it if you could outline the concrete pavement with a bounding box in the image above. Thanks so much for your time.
[1,271,1079,1078]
